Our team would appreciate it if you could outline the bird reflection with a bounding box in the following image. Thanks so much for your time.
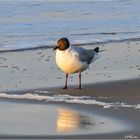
[57,108,93,132]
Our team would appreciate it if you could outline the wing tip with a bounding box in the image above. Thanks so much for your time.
[94,47,99,53]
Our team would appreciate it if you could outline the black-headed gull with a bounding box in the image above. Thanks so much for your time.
[53,38,100,89]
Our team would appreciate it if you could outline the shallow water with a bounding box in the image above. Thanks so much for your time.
[0,100,129,137]
[0,0,140,50]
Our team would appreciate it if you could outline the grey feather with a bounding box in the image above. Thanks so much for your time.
[74,47,96,64]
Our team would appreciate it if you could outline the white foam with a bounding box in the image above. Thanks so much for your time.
[0,93,139,109]
[135,104,140,109]
[0,93,51,101]
[35,90,50,94]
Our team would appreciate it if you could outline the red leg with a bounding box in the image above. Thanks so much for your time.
[78,71,82,89]
[63,73,68,89]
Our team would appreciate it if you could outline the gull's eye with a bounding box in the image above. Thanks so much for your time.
[62,41,65,45]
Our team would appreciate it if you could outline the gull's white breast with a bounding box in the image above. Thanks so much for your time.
[55,47,88,74]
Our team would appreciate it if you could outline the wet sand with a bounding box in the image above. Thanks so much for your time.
[0,41,140,139]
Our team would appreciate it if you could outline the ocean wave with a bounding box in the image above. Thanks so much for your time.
[73,37,140,46]
[0,92,139,109]
[71,31,140,36]
[0,36,140,53]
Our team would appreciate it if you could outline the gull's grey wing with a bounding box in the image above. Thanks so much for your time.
[74,47,96,64]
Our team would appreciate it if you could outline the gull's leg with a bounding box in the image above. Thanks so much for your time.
[78,71,82,89]
[63,73,68,89]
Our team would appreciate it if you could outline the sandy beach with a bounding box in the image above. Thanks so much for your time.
[0,40,140,92]
[0,40,140,139]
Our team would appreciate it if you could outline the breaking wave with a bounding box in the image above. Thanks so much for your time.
[0,92,140,109]
[1,31,140,53]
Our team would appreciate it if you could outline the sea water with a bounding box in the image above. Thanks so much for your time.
[0,100,130,138]
[0,0,140,50]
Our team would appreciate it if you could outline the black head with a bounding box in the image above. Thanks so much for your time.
[53,38,70,51]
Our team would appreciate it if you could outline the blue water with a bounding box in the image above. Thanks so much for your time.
[0,0,140,50]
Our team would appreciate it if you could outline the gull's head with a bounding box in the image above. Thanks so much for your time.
[53,38,70,51]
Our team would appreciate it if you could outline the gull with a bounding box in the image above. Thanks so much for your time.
[53,38,102,89]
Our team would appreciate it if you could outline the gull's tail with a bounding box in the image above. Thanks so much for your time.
[93,47,99,53]
[94,47,106,53]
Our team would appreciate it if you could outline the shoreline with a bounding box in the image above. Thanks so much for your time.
[48,77,140,96]
[2,77,140,107]
[1,36,140,53]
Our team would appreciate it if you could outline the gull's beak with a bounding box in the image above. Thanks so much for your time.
[53,46,58,51]
[99,49,106,53]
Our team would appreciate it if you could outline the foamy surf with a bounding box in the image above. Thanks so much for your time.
[0,93,139,109]
[1,36,140,53]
